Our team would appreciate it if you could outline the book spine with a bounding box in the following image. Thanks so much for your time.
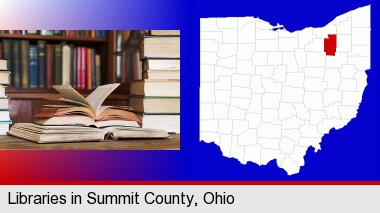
[53,30,62,36]
[70,45,76,88]
[62,44,71,85]
[29,45,38,88]
[2,40,12,83]
[54,44,62,85]
[86,48,92,89]
[76,47,81,89]
[81,47,86,89]
[46,44,54,88]
[95,54,101,87]
[72,47,77,88]
[37,40,46,88]
[21,40,29,88]
[12,40,21,87]
[91,49,96,88]
[95,31,101,38]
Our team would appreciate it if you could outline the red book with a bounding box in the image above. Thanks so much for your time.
[81,47,87,89]
[46,44,54,88]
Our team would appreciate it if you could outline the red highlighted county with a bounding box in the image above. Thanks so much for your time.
[324,34,337,56]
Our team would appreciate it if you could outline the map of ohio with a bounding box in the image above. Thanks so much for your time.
[200,5,371,175]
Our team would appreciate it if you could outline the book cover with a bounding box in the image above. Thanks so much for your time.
[12,40,21,87]
[21,40,30,88]
[29,45,38,88]
[91,49,96,88]
[62,44,71,85]
[54,44,62,85]
[76,47,81,89]
[95,54,101,88]
[71,46,77,88]
[81,47,86,89]
[86,48,92,90]
[46,44,54,88]
[37,40,46,88]
[140,36,180,59]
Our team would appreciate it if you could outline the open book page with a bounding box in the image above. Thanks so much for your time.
[52,85,91,107]
[43,98,91,108]
[85,83,120,117]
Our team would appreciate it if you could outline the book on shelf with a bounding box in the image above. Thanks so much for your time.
[40,30,54,36]
[34,83,141,127]
[149,30,180,36]
[26,30,38,35]
[9,123,169,143]
[21,40,29,88]
[0,30,108,38]
[137,113,180,133]
[46,44,54,88]
[62,44,71,85]
[140,36,180,59]
[54,44,62,85]
[0,39,102,89]
[130,80,180,97]
[130,96,180,114]
[12,40,21,87]
[29,45,38,88]
[37,40,47,88]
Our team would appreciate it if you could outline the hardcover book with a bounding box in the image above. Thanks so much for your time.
[9,123,169,143]
[0,72,11,85]
[34,83,141,127]
[149,30,180,36]
[21,40,30,88]
[29,45,38,88]
[0,59,8,70]
[130,80,180,97]
[130,96,180,114]
[140,36,180,59]
[12,40,21,87]
[37,40,47,88]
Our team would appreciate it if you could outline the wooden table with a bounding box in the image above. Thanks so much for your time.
[0,134,180,150]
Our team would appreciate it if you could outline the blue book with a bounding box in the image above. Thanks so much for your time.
[95,30,101,38]
[29,45,38,88]
[37,40,46,88]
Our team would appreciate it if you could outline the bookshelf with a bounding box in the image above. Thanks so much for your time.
[0,30,130,123]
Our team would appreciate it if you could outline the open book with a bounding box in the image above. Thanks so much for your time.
[9,123,169,143]
[34,83,141,127]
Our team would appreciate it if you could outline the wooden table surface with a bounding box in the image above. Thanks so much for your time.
[0,134,180,150]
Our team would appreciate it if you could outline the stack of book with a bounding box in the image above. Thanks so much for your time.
[130,30,180,133]
[8,84,169,143]
[1,40,101,89]
[0,59,11,135]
